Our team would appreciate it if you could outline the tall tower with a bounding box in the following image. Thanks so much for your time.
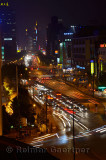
[25,21,38,53]
[25,28,28,51]
[35,21,38,43]
[33,21,38,51]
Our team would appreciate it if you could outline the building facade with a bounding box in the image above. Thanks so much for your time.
[25,21,38,54]
[71,26,106,75]
[98,43,106,73]
[46,16,64,64]
[0,0,16,61]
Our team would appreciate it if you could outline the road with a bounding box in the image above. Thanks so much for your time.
[24,67,106,159]
[26,78,106,160]
[42,79,105,113]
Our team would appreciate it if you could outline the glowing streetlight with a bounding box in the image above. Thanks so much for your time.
[33,104,36,107]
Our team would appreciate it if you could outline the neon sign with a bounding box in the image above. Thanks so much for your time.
[76,65,85,69]
[101,61,103,71]
[90,60,94,75]
[100,44,106,48]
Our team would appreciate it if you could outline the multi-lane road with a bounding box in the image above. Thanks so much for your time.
[26,78,106,160]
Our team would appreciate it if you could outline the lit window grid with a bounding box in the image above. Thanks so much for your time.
[64,33,73,35]
[65,39,71,41]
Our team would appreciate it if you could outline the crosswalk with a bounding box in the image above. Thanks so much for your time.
[44,80,100,105]
[30,133,59,148]
[88,99,99,104]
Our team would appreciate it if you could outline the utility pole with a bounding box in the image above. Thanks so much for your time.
[93,73,95,98]
[0,24,3,136]
[73,105,75,160]
[33,86,35,98]
[46,92,47,133]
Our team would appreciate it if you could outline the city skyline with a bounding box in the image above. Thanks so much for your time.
[0,1,106,159]
[16,0,106,47]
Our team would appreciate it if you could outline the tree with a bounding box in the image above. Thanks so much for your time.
[11,97,21,128]
[2,64,29,84]
[11,87,35,128]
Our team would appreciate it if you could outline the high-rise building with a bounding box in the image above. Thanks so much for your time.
[25,28,33,53]
[25,21,38,53]
[33,21,38,51]
[0,0,16,60]
[46,16,64,64]
[71,26,106,76]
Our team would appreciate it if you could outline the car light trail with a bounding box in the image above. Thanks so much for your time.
[78,122,89,130]
[31,133,59,144]
[33,144,43,148]
[55,112,71,127]
[33,134,51,140]
[100,129,106,133]
[69,114,88,130]
[75,113,85,118]
[70,115,78,122]
[95,128,106,133]
[53,111,66,128]
[33,95,44,105]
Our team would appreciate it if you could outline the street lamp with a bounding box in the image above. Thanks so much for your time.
[93,73,95,98]
[33,86,35,98]
[73,105,75,160]
[44,91,48,134]
[33,104,36,107]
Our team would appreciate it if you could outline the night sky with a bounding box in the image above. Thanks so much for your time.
[16,0,106,47]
